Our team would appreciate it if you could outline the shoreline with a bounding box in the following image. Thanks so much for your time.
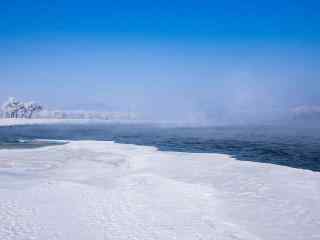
[0,118,148,127]
[0,118,91,126]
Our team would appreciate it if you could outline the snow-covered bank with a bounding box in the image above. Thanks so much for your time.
[0,141,319,240]
[0,118,213,128]
[0,118,92,126]
[0,118,144,127]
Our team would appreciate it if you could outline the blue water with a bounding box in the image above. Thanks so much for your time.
[0,123,320,172]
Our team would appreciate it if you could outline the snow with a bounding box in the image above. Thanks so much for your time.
[0,118,106,126]
[0,118,159,127]
[0,118,142,127]
[0,140,319,240]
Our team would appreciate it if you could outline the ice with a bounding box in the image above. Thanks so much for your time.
[0,140,319,240]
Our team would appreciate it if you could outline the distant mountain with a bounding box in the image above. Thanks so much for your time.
[291,105,320,122]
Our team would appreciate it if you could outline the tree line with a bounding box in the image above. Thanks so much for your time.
[1,97,43,118]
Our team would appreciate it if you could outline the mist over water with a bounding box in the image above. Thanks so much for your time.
[1,1,319,125]
[1,43,319,125]
[1,2,320,239]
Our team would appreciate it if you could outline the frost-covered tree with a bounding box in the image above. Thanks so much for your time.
[1,97,24,118]
[19,104,29,118]
[24,102,43,118]
[1,98,43,119]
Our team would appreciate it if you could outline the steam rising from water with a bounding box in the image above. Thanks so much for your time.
[1,43,319,125]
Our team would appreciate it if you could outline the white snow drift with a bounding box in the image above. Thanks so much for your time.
[0,141,319,240]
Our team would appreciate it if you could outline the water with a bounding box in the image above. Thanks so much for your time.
[0,123,320,172]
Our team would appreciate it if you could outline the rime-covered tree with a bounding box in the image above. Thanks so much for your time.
[1,98,43,118]
[1,97,24,118]
[24,102,43,118]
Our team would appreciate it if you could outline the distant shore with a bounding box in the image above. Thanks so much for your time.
[0,118,208,127]
[0,118,111,127]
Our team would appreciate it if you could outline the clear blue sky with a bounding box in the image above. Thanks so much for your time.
[1,0,319,123]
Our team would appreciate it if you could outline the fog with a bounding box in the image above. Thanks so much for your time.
[1,41,319,125]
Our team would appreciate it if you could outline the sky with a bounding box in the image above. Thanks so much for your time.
[1,0,319,124]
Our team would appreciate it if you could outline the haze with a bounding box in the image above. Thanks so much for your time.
[1,1,319,124]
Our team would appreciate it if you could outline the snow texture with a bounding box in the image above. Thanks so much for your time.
[0,140,319,240]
